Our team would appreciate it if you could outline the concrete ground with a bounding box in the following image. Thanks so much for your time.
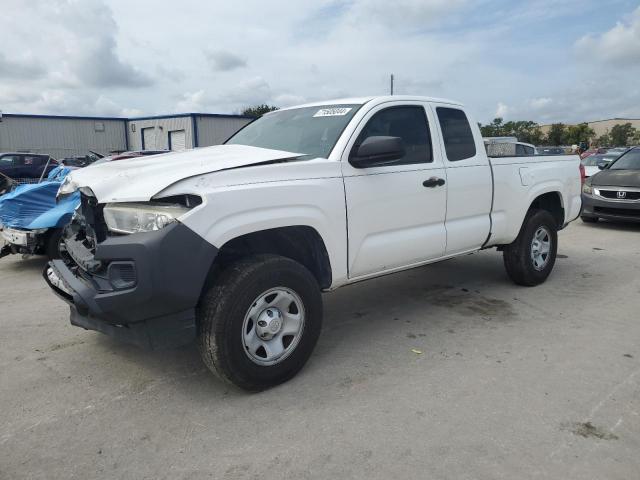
[1,220,639,480]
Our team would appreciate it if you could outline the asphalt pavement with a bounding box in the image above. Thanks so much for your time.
[1,220,639,480]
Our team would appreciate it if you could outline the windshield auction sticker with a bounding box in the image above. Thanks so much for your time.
[313,107,353,117]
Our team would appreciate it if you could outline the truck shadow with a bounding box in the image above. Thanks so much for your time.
[319,252,516,348]
[579,220,640,232]
[89,251,517,397]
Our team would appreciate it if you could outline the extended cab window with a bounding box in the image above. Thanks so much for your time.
[436,107,476,161]
[353,106,432,164]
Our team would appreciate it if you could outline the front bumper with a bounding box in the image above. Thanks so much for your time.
[44,222,218,349]
[0,226,48,255]
[581,192,640,223]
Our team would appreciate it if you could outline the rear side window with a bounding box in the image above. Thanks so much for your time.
[436,107,476,161]
[353,106,432,164]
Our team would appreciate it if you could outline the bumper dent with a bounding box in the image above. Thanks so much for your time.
[44,222,218,349]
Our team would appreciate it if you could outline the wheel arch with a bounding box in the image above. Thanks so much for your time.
[202,226,333,300]
[528,190,564,228]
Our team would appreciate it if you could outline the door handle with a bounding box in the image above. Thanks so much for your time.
[423,177,445,188]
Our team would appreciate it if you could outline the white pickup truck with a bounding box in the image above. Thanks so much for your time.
[45,96,582,390]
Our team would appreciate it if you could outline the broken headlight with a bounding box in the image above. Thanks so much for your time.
[103,202,191,234]
[57,175,79,198]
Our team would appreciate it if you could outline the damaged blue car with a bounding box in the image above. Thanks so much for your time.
[1,150,169,259]
[0,167,78,259]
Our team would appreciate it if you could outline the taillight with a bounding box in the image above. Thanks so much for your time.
[579,163,586,184]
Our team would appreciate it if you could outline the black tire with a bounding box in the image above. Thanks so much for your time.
[45,228,63,259]
[581,216,598,223]
[503,209,558,286]
[197,254,322,391]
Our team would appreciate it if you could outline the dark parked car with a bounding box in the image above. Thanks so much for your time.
[581,147,640,223]
[536,146,567,155]
[0,153,57,181]
[90,150,169,165]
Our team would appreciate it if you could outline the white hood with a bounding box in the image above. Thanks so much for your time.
[67,144,301,203]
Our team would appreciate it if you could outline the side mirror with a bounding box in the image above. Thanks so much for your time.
[350,136,405,168]
[597,162,607,170]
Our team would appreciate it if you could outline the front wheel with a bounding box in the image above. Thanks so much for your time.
[197,254,323,391]
[503,209,558,286]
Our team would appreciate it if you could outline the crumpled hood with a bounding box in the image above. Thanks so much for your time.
[0,181,79,230]
[590,169,640,187]
[65,144,302,203]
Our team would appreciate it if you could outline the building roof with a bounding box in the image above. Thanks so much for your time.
[1,113,127,121]
[1,112,254,122]
[129,113,254,121]
[586,117,640,124]
[540,117,640,128]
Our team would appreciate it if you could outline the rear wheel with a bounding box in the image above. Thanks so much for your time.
[581,216,598,223]
[197,254,323,391]
[503,209,558,286]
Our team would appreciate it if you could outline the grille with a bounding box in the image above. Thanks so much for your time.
[598,190,640,200]
[594,206,640,217]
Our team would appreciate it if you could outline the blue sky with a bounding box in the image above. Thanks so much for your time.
[1,0,639,124]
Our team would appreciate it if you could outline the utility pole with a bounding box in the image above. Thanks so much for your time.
[390,74,394,95]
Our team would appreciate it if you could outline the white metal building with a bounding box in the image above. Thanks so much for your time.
[126,113,252,152]
[0,113,127,159]
[0,112,253,158]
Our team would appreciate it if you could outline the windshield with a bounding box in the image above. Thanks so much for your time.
[226,104,361,159]
[609,149,640,170]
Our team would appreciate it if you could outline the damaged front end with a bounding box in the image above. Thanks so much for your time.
[0,174,78,259]
[0,227,50,258]
[44,191,218,349]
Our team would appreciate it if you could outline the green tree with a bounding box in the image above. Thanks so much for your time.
[595,133,611,146]
[241,104,279,117]
[545,123,567,146]
[479,118,505,138]
[503,120,544,144]
[565,123,595,146]
[479,118,544,144]
[609,123,637,146]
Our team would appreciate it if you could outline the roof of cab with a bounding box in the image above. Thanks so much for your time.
[278,95,464,111]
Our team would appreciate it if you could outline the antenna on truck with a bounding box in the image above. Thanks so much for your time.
[390,74,394,95]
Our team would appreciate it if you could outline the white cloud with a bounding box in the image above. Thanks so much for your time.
[1,0,639,124]
[575,6,640,66]
[273,93,307,107]
[0,53,46,79]
[175,90,208,112]
[495,102,510,118]
[205,50,247,72]
[528,97,553,110]
[344,0,468,29]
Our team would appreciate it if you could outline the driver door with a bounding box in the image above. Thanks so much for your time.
[342,102,447,279]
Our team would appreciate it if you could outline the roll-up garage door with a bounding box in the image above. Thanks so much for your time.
[169,130,187,151]
[142,127,156,150]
